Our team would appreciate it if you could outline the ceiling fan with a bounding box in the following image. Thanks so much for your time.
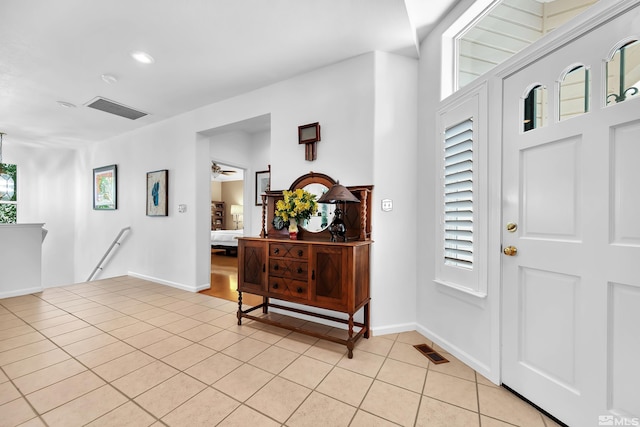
[211,162,236,178]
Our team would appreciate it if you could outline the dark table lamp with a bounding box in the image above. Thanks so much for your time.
[317,183,360,242]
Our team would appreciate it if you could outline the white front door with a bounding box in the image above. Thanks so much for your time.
[501,4,640,426]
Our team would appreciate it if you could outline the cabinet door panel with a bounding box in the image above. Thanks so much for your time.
[313,246,348,310]
[238,240,266,294]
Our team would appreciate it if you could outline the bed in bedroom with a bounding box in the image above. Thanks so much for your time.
[210,229,243,256]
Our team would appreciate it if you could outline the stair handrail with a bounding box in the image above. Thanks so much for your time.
[87,226,131,282]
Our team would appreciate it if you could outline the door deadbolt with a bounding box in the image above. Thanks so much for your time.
[506,222,518,233]
[503,246,518,256]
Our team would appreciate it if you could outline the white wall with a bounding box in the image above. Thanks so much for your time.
[189,53,380,293]
[371,51,419,333]
[3,144,76,287]
[417,0,500,382]
[0,224,45,297]
[66,52,416,333]
[416,0,613,386]
[74,119,201,289]
[6,50,418,335]
[248,130,271,237]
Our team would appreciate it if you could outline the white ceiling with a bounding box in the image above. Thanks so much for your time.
[0,0,459,150]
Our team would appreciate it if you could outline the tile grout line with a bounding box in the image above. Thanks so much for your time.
[67,288,245,423]
[413,341,432,427]
[341,333,403,426]
[40,286,246,426]
[2,297,463,427]
[224,342,313,426]
[0,286,202,425]
[0,364,50,427]
[2,278,554,426]
[12,321,368,426]
[282,342,358,426]
[476,371,483,426]
[12,292,166,426]
[89,298,299,424]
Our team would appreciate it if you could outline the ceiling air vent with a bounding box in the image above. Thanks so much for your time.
[85,97,148,120]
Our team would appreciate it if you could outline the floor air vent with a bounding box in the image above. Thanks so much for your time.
[86,97,148,120]
[414,344,449,364]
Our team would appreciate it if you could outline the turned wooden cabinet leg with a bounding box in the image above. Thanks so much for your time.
[262,296,269,314]
[237,292,243,325]
[364,301,370,339]
[347,314,354,358]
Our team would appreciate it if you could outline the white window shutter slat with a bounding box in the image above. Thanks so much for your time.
[443,118,474,269]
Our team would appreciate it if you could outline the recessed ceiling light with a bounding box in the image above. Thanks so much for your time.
[101,74,118,84]
[57,101,76,108]
[131,51,155,64]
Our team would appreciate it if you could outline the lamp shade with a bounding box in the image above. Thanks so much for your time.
[317,183,359,204]
[230,204,243,215]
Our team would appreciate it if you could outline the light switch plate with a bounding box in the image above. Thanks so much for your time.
[381,199,393,212]
[178,204,187,213]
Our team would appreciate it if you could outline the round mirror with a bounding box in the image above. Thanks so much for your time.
[299,183,335,233]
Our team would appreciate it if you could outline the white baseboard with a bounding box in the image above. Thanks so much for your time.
[371,322,417,337]
[258,307,417,338]
[416,322,497,384]
[0,286,43,299]
[127,272,209,293]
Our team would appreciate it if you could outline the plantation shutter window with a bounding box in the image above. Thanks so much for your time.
[435,89,487,297]
[444,118,474,269]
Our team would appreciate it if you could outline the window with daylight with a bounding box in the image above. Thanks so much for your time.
[444,0,599,97]
[523,84,547,132]
[606,39,640,105]
[559,65,590,121]
[436,91,487,297]
[0,163,17,224]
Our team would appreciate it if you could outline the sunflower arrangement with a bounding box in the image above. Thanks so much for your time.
[275,188,318,226]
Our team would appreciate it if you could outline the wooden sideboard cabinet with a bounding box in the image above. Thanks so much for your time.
[237,237,371,358]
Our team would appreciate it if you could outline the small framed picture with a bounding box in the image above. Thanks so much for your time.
[255,168,271,206]
[146,169,168,216]
[93,164,117,210]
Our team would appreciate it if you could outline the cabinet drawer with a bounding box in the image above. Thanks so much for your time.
[269,260,308,280]
[270,243,308,259]
[269,277,308,299]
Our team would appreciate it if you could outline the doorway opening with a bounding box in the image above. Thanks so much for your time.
[201,161,250,301]
[197,113,271,305]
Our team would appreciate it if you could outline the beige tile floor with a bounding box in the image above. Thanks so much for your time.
[0,276,562,427]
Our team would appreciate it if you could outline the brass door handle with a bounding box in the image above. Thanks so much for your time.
[503,246,518,256]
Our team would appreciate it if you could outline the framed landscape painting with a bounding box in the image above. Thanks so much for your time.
[146,169,168,216]
[93,164,117,210]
